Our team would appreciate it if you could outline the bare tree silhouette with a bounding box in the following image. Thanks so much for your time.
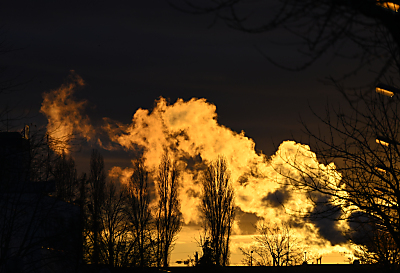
[155,151,182,267]
[86,149,106,265]
[201,156,235,266]
[52,151,79,203]
[274,87,400,268]
[99,181,130,267]
[125,158,155,267]
[173,0,400,83]
[240,221,303,266]
[352,213,400,268]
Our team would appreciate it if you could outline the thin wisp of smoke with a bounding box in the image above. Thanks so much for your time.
[40,70,94,154]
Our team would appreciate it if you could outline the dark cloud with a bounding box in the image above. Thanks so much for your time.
[186,188,200,199]
[178,152,206,183]
[179,153,204,171]
[235,208,262,235]
[287,218,305,229]
[238,194,248,202]
[308,195,347,245]
[237,162,265,186]
[237,174,249,186]
[262,188,291,207]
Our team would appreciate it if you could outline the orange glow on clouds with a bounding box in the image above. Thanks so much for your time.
[41,73,357,262]
[40,71,95,154]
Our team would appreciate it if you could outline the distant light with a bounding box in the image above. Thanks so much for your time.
[376,87,394,97]
[375,164,388,173]
[376,138,390,146]
[376,83,400,97]
[376,135,399,146]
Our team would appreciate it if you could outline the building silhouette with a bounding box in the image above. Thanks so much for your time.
[0,132,81,273]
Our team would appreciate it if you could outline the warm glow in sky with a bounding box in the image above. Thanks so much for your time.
[40,73,357,265]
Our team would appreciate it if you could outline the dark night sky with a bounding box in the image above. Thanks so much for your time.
[0,0,359,170]
[1,0,378,264]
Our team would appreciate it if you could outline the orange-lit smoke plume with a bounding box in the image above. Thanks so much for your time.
[40,71,94,154]
[105,97,355,258]
[41,74,356,259]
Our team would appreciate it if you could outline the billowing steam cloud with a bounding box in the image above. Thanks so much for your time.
[41,73,356,260]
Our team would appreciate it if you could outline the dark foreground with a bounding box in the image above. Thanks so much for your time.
[81,264,391,273]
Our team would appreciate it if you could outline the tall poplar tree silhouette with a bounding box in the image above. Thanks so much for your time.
[201,156,235,266]
[155,151,182,267]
